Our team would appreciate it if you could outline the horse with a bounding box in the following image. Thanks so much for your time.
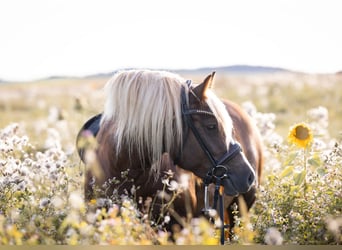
[76,69,263,243]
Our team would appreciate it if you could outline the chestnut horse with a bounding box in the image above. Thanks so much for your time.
[76,69,263,243]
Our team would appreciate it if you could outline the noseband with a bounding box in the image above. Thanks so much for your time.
[180,80,242,244]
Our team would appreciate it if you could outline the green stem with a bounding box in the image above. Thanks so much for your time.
[303,147,307,198]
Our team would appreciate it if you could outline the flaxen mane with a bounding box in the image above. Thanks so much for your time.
[101,69,233,180]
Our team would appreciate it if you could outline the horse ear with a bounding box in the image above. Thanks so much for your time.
[193,71,216,101]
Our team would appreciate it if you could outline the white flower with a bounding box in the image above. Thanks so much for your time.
[69,191,84,210]
[51,196,64,209]
[164,215,171,224]
[44,128,62,149]
[208,209,217,218]
[307,106,328,124]
[161,177,170,186]
[39,197,50,209]
[86,212,97,224]
[163,169,174,178]
[325,216,342,237]
[264,227,283,245]
[168,180,179,191]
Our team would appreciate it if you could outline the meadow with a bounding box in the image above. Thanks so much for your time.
[0,72,341,245]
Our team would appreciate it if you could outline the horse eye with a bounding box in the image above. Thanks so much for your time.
[206,124,217,130]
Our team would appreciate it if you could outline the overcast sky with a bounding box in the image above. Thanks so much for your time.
[1,0,341,81]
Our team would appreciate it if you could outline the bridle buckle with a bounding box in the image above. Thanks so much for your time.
[212,165,228,180]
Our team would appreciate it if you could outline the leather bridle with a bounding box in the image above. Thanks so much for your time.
[180,80,242,244]
[180,80,242,186]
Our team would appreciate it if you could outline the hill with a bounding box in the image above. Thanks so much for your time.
[79,65,290,80]
[175,65,290,75]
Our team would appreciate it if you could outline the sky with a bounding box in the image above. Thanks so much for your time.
[0,0,341,81]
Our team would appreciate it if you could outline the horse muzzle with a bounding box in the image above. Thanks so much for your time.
[221,173,255,196]
[223,160,256,196]
[213,149,256,196]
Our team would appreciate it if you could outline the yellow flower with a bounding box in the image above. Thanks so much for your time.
[6,225,23,245]
[89,199,97,206]
[288,122,313,148]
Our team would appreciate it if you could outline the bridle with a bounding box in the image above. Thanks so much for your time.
[180,80,242,244]
[180,80,242,186]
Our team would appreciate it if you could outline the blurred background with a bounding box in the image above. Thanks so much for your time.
[1,0,341,145]
[1,0,341,81]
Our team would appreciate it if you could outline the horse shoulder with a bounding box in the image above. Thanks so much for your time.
[85,123,117,194]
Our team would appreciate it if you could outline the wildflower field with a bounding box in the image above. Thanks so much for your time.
[0,72,341,245]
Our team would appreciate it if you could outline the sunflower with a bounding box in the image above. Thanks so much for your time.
[288,122,313,148]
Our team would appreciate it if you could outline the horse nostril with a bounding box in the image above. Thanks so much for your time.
[247,172,255,186]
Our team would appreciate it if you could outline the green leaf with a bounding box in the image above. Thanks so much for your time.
[289,185,300,196]
[284,152,299,166]
[293,170,307,186]
[308,154,322,167]
[280,165,294,179]
[316,167,327,176]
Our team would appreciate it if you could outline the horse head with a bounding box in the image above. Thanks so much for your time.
[176,72,256,197]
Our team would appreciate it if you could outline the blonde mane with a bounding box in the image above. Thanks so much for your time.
[205,90,233,148]
[101,69,233,180]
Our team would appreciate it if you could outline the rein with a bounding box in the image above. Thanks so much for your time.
[180,80,242,245]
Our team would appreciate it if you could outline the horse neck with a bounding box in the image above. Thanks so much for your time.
[96,124,156,178]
